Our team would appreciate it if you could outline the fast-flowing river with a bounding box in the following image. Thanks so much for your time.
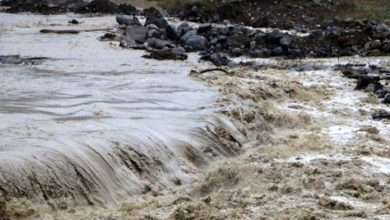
[0,13,230,205]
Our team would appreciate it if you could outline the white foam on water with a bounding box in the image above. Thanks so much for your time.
[0,13,235,204]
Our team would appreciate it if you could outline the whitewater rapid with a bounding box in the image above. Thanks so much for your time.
[0,13,238,205]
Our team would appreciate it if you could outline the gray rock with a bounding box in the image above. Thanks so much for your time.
[280,36,292,46]
[254,32,266,44]
[184,35,208,51]
[249,49,264,58]
[231,48,243,56]
[147,38,174,49]
[272,46,284,56]
[120,35,136,48]
[166,25,179,41]
[364,40,382,50]
[126,25,147,44]
[383,93,390,104]
[374,23,390,38]
[177,22,192,37]
[144,7,169,29]
[181,30,197,42]
[147,28,163,39]
[265,31,284,44]
[146,24,159,30]
[116,15,141,26]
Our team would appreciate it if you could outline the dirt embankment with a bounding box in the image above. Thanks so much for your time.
[163,0,390,29]
[166,0,334,30]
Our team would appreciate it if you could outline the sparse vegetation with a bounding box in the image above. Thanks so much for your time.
[338,0,390,21]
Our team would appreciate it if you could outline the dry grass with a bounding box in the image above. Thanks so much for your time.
[337,0,390,20]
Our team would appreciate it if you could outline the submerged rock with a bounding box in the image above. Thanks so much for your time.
[68,19,80,25]
[143,47,188,60]
[0,55,47,65]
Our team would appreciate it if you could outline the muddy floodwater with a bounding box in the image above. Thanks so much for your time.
[0,13,226,204]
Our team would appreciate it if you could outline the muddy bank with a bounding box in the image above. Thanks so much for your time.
[0,0,139,14]
[168,0,339,30]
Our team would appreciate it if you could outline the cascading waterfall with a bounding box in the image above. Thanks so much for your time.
[0,13,244,205]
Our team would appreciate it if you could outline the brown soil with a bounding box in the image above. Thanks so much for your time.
[167,0,338,29]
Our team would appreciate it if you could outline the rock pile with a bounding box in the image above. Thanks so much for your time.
[337,64,390,120]
[106,7,390,65]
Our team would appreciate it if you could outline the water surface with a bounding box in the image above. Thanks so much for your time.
[0,13,220,204]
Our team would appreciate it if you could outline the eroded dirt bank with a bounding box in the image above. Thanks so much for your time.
[4,57,390,219]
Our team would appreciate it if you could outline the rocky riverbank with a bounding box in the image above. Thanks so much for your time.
[0,0,139,14]
[97,8,390,67]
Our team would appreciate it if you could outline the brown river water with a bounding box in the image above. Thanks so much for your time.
[0,12,235,205]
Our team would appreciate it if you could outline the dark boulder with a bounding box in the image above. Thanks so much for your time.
[373,110,390,120]
[201,53,232,66]
[99,32,119,41]
[147,25,164,39]
[144,7,168,29]
[197,24,212,34]
[373,23,390,38]
[280,36,292,47]
[376,89,388,98]
[68,19,80,25]
[166,25,179,41]
[271,46,284,56]
[265,31,284,45]
[147,38,174,50]
[177,23,193,37]
[143,7,179,41]
[184,35,208,51]
[254,32,267,44]
[383,93,390,104]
